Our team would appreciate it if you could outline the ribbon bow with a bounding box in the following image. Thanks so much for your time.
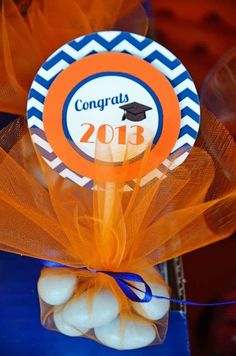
[41,260,236,307]
[41,260,152,303]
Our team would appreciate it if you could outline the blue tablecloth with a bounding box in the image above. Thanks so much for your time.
[0,252,190,355]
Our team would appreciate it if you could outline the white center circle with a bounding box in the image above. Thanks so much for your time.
[63,73,161,163]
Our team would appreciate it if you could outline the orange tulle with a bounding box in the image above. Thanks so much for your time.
[0,107,236,346]
[0,107,236,271]
[0,0,148,116]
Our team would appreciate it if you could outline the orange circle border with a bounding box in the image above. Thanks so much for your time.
[43,52,181,183]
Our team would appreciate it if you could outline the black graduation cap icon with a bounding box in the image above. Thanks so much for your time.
[119,102,152,122]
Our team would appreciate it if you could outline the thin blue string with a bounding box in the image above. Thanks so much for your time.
[126,282,236,306]
[40,260,236,307]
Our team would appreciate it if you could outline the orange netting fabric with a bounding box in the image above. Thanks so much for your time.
[0,107,235,346]
[0,0,148,116]
[0,106,235,273]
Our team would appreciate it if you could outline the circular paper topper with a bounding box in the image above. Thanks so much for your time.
[27,31,200,189]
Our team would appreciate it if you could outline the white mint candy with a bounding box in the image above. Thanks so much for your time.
[95,316,156,350]
[38,271,77,305]
[132,282,170,320]
[53,308,89,337]
[63,288,119,329]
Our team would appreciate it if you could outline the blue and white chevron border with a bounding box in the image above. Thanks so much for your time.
[27,31,200,188]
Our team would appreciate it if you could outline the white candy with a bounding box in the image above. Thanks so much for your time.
[132,282,170,320]
[37,271,77,305]
[63,288,119,329]
[95,316,156,350]
[53,308,89,337]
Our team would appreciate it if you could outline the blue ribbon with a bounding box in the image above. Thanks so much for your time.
[40,260,236,306]
[40,260,67,268]
[102,271,152,303]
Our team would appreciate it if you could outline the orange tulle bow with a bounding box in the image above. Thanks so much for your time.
[0,106,236,273]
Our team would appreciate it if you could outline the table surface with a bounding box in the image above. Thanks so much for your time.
[0,252,190,355]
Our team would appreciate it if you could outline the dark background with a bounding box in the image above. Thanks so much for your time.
[150,1,236,355]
